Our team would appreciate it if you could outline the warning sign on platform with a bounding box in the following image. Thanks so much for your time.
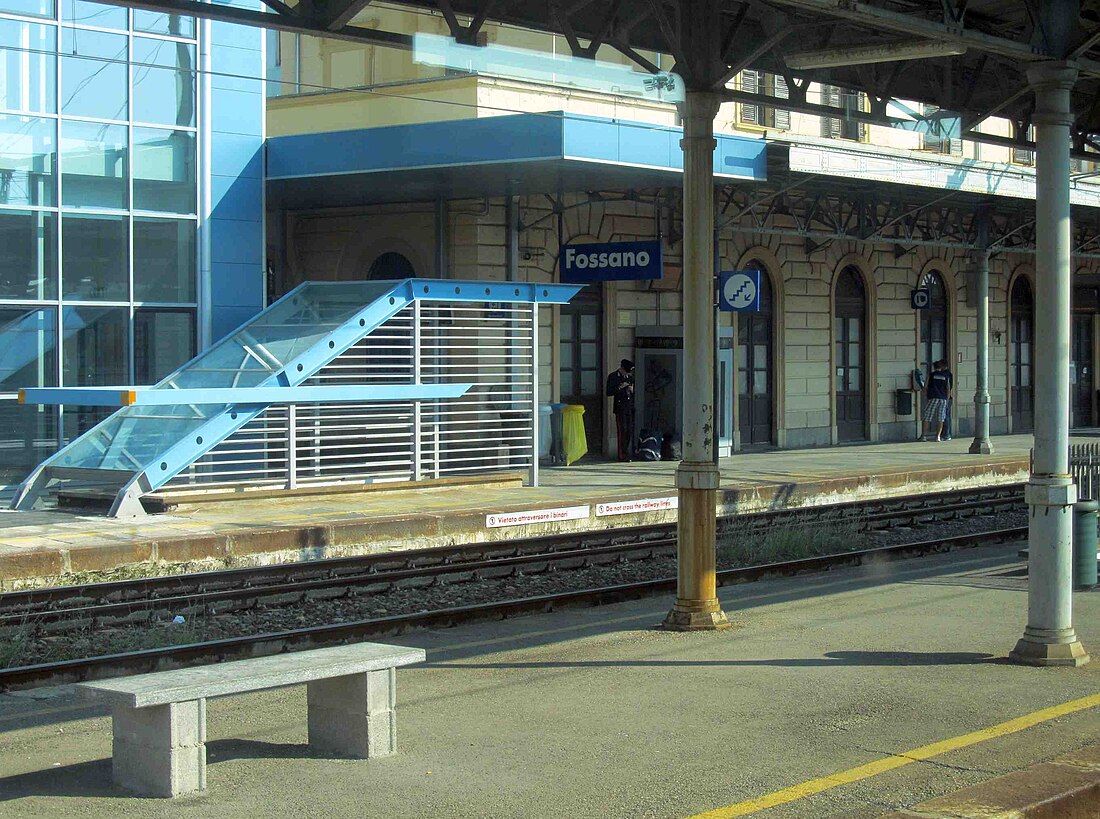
[486,505,591,528]
[596,497,679,517]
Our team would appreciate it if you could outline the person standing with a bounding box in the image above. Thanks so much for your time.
[606,359,635,461]
[920,359,954,442]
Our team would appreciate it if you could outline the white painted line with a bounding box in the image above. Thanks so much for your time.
[486,505,591,528]
[596,497,679,517]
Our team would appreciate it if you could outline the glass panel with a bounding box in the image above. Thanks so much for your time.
[753,369,767,395]
[134,11,196,38]
[580,369,597,395]
[754,343,766,364]
[0,20,56,114]
[579,313,597,341]
[0,209,56,299]
[580,342,597,368]
[559,316,573,341]
[737,345,747,368]
[932,342,945,363]
[51,283,400,472]
[62,305,127,386]
[133,127,195,213]
[1021,344,1030,365]
[61,28,128,120]
[63,0,127,29]
[848,342,860,366]
[133,217,195,302]
[62,404,112,444]
[61,119,127,209]
[133,37,196,127]
[0,399,58,488]
[737,370,747,392]
[134,308,193,384]
[1021,365,1030,387]
[0,0,53,18]
[835,372,843,392]
[0,113,55,206]
[848,317,859,341]
[848,367,860,392]
[559,368,573,396]
[62,213,127,301]
[559,343,573,369]
[0,305,56,390]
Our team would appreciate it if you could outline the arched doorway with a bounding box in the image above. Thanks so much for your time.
[1072,284,1098,428]
[1010,277,1034,432]
[835,266,867,442]
[738,260,774,447]
[919,271,950,428]
[368,252,416,280]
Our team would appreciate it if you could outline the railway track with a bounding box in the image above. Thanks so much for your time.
[0,483,1027,690]
[0,483,1022,631]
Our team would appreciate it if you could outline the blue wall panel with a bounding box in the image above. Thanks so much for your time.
[207,19,264,343]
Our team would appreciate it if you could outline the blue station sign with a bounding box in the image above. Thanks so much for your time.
[719,269,762,312]
[560,240,663,283]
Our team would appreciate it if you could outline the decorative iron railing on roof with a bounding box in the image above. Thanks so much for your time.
[12,279,579,517]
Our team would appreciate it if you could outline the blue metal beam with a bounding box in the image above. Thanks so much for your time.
[20,384,473,407]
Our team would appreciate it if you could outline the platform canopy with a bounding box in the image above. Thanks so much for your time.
[267,112,767,209]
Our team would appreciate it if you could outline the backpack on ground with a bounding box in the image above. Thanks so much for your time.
[637,429,660,461]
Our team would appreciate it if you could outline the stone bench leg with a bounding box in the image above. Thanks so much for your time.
[112,699,207,797]
[307,668,396,758]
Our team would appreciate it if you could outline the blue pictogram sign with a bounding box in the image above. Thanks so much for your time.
[560,240,663,283]
[719,269,761,312]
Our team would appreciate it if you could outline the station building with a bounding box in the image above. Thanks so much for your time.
[3,0,1100,495]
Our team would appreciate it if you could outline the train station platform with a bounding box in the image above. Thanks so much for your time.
[2,542,1100,817]
[0,434,1046,589]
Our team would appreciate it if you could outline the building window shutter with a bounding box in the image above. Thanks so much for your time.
[772,73,790,130]
[740,69,760,125]
[822,85,842,138]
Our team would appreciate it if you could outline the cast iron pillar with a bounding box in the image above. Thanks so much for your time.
[1010,62,1089,667]
[662,90,730,631]
[969,247,993,454]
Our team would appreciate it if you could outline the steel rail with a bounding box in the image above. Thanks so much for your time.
[0,525,1027,691]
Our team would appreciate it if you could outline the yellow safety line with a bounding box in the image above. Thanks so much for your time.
[689,692,1100,818]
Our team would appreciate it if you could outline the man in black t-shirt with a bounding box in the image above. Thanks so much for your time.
[920,359,954,442]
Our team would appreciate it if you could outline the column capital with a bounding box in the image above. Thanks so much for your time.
[1027,62,1078,127]
[677,91,722,129]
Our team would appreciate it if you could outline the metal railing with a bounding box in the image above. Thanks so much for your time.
[1070,443,1100,501]
[164,299,537,495]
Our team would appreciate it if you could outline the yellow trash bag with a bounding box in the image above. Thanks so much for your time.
[562,404,588,465]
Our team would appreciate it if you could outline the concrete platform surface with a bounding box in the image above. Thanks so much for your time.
[0,434,1040,588]
[3,543,1100,817]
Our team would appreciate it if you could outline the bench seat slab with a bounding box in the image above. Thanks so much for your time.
[113,700,206,797]
[308,668,396,758]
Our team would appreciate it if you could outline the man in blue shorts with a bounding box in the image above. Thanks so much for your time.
[920,359,953,442]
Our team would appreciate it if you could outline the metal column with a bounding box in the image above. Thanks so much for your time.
[969,243,993,455]
[1010,62,1089,667]
[661,90,730,631]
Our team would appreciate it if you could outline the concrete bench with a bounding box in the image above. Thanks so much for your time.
[76,642,425,797]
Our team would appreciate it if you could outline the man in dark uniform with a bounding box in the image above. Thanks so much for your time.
[606,359,635,461]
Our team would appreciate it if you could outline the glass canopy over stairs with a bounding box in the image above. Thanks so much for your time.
[12,279,578,517]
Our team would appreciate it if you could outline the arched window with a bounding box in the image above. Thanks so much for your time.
[835,266,867,442]
[738,260,774,446]
[368,252,415,280]
[1010,277,1034,432]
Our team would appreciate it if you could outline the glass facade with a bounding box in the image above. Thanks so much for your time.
[0,0,198,490]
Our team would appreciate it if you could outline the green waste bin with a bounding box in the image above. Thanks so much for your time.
[1074,500,1098,590]
[562,404,588,466]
